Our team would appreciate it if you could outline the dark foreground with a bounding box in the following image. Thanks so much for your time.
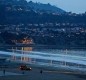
[0,62,86,80]
[0,68,86,80]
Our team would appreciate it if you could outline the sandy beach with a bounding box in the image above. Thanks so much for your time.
[0,61,86,80]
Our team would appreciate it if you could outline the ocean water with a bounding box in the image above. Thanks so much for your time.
[0,47,86,72]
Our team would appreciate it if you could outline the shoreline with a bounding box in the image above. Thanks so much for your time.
[1,60,86,75]
[0,61,86,80]
[0,44,86,50]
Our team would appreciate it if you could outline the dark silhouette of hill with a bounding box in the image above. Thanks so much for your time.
[0,0,86,25]
[0,0,65,14]
[28,1,65,14]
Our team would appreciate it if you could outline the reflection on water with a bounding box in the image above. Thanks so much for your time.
[12,47,33,62]
[23,47,33,51]
[12,47,33,51]
[0,47,86,72]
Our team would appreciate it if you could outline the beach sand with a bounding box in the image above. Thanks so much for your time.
[0,61,86,80]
